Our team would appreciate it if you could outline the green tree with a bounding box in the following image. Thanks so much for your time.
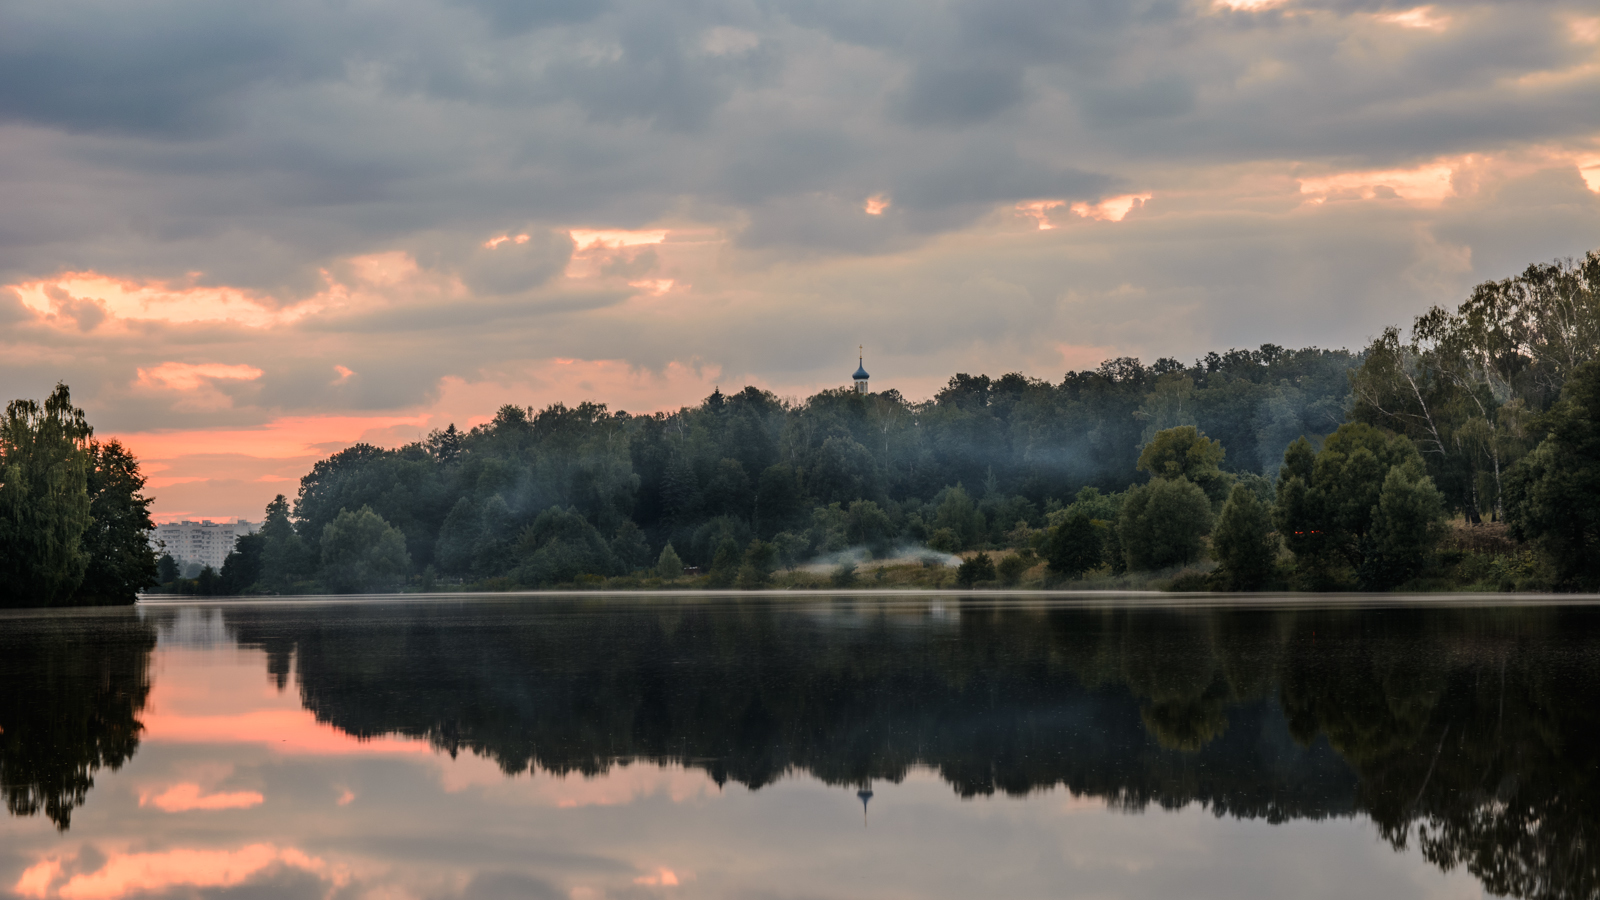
[845,500,894,556]
[656,543,684,579]
[0,384,94,608]
[707,538,741,588]
[319,505,411,593]
[956,552,997,587]
[737,539,778,588]
[996,552,1031,586]
[258,495,314,592]
[74,440,159,604]
[1505,360,1600,587]
[1137,426,1230,502]
[1274,424,1445,588]
[933,485,985,550]
[1212,485,1277,590]
[156,553,179,585]
[219,532,264,595]
[1118,478,1213,571]
[1044,510,1103,579]
[1359,460,1448,590]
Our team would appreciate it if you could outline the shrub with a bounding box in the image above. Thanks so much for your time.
[956,552,997,588]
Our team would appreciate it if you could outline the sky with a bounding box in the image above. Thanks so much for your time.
[2,0,1598,521]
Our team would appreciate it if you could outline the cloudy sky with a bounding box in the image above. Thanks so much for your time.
[2,0,1598,520]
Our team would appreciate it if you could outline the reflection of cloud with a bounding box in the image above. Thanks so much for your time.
[143,706,431,756]
[14,859,62,899]
[139,783,265,812]
[17,845,343,900]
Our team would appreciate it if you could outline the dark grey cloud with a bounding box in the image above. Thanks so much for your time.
[1,0,1598,454]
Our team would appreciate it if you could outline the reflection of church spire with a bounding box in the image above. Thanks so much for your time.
[857,781,873,826]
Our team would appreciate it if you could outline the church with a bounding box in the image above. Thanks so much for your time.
[852,349,869,394]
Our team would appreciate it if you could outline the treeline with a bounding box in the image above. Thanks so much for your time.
[0,386,158,608]
[210,249,1600,594]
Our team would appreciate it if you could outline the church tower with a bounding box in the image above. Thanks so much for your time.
[853,347,869,395]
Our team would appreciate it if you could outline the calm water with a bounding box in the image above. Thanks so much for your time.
[4,594,1598,900]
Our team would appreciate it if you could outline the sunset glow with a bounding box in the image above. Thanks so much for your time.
[138,784,266,812]
[1298,163,1456,203]
[1070,193,1153,223]
[16,845,342,900]
[0,0,1590,524]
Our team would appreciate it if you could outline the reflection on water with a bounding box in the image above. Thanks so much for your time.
[3,595,1599,899]
[0,610,154,829]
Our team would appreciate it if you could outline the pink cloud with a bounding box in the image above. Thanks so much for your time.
[9,272,302,328]
[138,783,265,812]
[1374,6,1450,30]
[1015,199,1067,230]
[864,194,890,216]
[134,362,263,392]
[1298,163,1456,203]
[633,868,682,887]
[484,233,531,249]
[568,228,668,251]
[1070,193,1152,223]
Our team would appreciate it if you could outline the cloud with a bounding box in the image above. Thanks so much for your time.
[135,362,264,392]
[0,0,1597,520]
[139,783,266,812]
[16,845,343,900]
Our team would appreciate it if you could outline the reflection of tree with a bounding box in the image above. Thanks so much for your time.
[0,609,155,829]
[219,600,1600,900]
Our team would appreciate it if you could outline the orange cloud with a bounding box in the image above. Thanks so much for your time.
[134,362,263,392]
[1579,156,1600,193]
[138,783,265,812]
[108,413,431,461]
[10,272,303,328]
[333,364,355,382]
[1298,163,1456,203]
[17,845,342,900]
[1070,193,1152,223]
[629,278,677,296]
[14,859,62,899]
[864,194,890,216]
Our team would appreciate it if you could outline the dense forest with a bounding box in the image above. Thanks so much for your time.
[189,249,1600,595]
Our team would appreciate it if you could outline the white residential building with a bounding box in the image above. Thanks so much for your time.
[152,520,259,571]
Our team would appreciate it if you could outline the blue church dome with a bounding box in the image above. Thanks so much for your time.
[853,362,870,380]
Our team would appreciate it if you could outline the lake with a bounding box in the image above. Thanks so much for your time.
[3,593,1597,900]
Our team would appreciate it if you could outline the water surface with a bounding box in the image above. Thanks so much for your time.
[4,594,1597,900]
